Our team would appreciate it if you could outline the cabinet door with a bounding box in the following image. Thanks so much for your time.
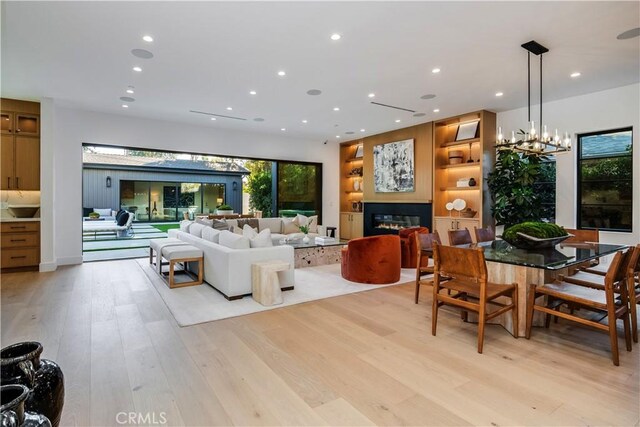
[340,213,352,240]
[351,213,363,239]
[15,136,39,190]
[434,217,456,245]
[15,114,39,136]
[1,135,14,190]
[456,219,480,241]
[1,112,14,134]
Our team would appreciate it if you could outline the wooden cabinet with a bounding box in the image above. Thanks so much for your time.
[1,222,40,270]
[340,212,363,240]
[433,110,496,243]
[0,100,40,190]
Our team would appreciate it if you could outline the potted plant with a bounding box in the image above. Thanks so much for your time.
[88,212,100,219]
[216,204,234,215]
[298,218,314,243]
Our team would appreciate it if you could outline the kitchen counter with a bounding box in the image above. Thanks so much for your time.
[0,217,41,222]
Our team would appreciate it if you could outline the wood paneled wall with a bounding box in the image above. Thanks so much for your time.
[360,122,433,203]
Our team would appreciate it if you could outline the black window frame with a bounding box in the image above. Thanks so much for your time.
[577,126,633,233]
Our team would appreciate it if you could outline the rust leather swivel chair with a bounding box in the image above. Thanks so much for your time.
[399,227,430,268]
[341,235,401,284]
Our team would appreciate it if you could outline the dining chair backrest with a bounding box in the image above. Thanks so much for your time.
[563,228,599,244]
[626,244,640,279]
[433,242,487,285]
[604,251,626,293]
[416,231,442,252]
[473,226,495,243]
[448,229,472,246]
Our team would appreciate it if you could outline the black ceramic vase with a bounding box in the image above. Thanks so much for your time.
[0,384,51,427]
[1,343,64,427]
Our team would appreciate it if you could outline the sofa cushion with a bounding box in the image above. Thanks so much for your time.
[259,217,283,234]
[212,219,231,231]
[117,212,129,226]
[237,218,259,231]
[179,220,192,232]
[294,214,318,233]
[219,230,251,249]
[189,222,206,238]
[94,208,112,217]
[201,227,221,243]
[282,217,299,234]
[196,217,214,227]
[242,224,273,248]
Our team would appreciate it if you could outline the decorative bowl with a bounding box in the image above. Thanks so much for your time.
[505,232,572,250]
[8,205,40,218]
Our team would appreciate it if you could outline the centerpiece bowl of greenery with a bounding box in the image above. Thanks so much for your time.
[216,204,234,215]
[502,222,571,249]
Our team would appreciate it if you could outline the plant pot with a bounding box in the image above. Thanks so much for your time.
[216,210,233,215]
[1,342,64,427]
[303,234,310,244]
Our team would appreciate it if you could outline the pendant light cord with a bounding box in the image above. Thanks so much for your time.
[527,52,531,122]
[540,53,543,132]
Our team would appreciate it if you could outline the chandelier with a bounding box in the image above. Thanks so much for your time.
[496,40,571,155]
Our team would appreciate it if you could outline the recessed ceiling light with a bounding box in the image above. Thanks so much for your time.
[432,68,441,74]
[142,35,153,42]
[277,70,286,76]
[132,66,142,72]
[330,33,341,41]
[360,129,365,132]
[249,90,257,95]
[126,89,134,94]
[336,135,341,138]
[395,119,401,123]
[210,117,216,121]
[368,93,375,98]
[302,120,308,123]
[281,128,286,131]
[333,107,340,111]
[226,107,233,111]
[570,72,581,78]
[121,104,129,108]
[495,92,504,97]
[433,108,440,113]
[617,27,640,40]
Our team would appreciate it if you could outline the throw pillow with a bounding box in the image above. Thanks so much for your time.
[237,218,259,231]
[115,210,126,222]
[82,207,93,217]
[94,208,112,217]
[218,230,251,249]
[195,217,214,227]
[212,219,230,231]
[116,212,129,226]
[188,222,206,238]
[282,217,299,234]
[179,220,192,232]
[201,227,221,243]
[294,214,318,233]
[242,225,273,248]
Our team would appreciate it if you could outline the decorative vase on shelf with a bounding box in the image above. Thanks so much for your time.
[1,342,64,427]
[303,234,310,244]
[468,177,477,187]
[353,180,360,191]
[359,180,363,192]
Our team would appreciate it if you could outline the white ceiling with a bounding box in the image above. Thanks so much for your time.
[2,1,639,142]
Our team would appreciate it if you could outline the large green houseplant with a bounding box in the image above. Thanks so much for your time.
[487,148,546,228]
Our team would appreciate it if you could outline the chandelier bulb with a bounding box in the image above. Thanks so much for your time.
[497,126,503,142]
[530,121,536,137]
[554,129,560,144]
[511,131,516,143]
[542,125,549,141]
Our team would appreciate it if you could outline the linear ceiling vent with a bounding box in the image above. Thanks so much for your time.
[189,110,247,121]
[370,102,415,113]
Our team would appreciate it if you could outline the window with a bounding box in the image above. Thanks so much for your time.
[535,159,556,223]
[276,162,322,221]
[578,127,633,232]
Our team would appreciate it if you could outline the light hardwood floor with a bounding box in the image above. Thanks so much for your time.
[1,260,638,426]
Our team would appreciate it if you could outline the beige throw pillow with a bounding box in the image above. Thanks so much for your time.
[242,224,273,248]
[294,214,318,233]
[282,217,299,234]
[218,230,250,249]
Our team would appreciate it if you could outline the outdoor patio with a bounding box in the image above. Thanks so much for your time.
[82,222,179,262]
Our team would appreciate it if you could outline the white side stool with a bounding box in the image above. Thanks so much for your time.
[251,260,290,306]
[149,238,188,273]
[160,244,204,289]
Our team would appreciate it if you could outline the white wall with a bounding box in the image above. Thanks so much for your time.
[42,105,339,268]
[497,83,640,245]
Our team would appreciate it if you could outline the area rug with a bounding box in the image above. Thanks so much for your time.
[136,259,415,327]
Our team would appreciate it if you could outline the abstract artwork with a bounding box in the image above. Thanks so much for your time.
[373,139,415,192]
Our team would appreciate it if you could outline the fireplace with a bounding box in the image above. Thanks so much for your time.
[364,202,433,236]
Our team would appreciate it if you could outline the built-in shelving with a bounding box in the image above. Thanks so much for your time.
[440,138,480,148]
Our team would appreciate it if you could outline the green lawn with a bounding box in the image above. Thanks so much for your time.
[151,223,181,233]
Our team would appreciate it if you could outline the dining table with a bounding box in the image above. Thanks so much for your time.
[430,239,628,337]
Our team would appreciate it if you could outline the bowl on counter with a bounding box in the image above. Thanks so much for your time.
[7,205,40,218]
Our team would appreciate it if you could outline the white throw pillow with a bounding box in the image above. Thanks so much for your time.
[179,220,193,232]
[243,224,273,248]
[201,227,221,243]
[294,214,318,233]
[282,217,299,234]
[188,222,206,238]
[218,230,251,249]
[93,208,111,217]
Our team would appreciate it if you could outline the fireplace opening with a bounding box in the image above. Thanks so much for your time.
[364,202,432,236]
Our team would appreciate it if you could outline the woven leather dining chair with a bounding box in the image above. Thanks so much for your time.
[448,229,472,246]
[473,226,495,243]
[414,231,442,304]
[432,243,518,353]
[526,249,632,365]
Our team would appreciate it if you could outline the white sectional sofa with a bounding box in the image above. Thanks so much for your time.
[168,224,295,300]
[224,216,326,245]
